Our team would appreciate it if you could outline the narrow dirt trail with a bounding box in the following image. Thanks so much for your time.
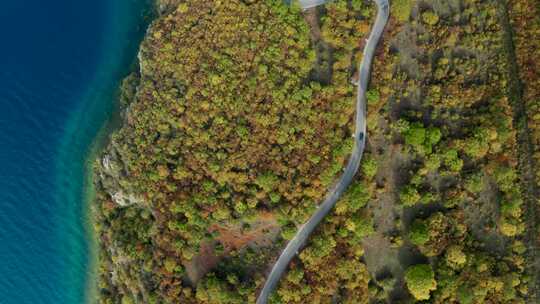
[497,1,540,301]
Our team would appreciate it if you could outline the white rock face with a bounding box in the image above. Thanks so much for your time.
[111,191,143,207]
[100,153,145,207]
[102,154,113,172]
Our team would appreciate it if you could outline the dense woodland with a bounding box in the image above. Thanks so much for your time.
[93,0,540,303]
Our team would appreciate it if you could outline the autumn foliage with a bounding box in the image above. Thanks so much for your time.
[93,0,538,303]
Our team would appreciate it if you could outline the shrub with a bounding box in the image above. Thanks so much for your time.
[403,122,441,155]
[426,127,442,146]
[405,264,437,301]
[404,123,426,149]
[339,182,370,213]
[409,219,429,245]
[361,156,378,179]
[164,258,177,273]
[500,220,519,237]
[422,11,440,26]
[400,185,421,206]
[425,154,441,171]
[443,149,463,172]
[366,89,380,104]
[255,172,279,193]
[121,296,134,304]
[392,0,414,22]
[493,166,518,192]
[465,173,484,194]
[446,245,467,269]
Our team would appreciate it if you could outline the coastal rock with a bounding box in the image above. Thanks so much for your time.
[156,0,182,15]
[110,190,144,207]
[97,148,146,207]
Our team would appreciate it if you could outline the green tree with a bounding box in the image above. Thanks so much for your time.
[405,264,437,301]
[400,185,421,206]
[409,219,429,246]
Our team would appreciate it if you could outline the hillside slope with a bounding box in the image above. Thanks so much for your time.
[93,0,539,303]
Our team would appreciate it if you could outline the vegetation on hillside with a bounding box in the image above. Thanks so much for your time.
[93,0,539,303]
[508,0,540,299]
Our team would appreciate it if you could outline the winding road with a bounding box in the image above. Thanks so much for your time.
[256,1,390,303]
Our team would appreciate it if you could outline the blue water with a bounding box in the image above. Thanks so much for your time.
[0,1,151,303]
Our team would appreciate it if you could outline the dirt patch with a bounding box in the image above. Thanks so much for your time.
[462,177,508,255]
[303,7,334,84]
[303,7,322,41]
[211,212,280,251]
[372,192,398,234]
[184,212,280,284]
[363,234,401,276]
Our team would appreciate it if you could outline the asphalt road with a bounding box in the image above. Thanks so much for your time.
[256,1,390,303]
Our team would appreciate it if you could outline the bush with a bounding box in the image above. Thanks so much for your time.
[446,245,467,269]
[255,172,279,193]
[405,264,437,301]
[337,181,370,214]
[443,149,463,172]
[493,166,518,192]
[465,173,484,194]
[366,89,380,104]
[400,185,421,206]
[392,0,414,22]
[404,123,426,149]
[409,219,429,246]
[422,11,440,26]
[403,122,442,155]
[121,296,134,304]
[499,220,519,237]
[361,156,378,179]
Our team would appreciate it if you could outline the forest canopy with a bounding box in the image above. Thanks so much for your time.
[93,0,540,303]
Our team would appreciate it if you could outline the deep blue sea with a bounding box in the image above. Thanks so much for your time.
[0,1,151,303]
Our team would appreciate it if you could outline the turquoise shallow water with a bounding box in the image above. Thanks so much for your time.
[0,1,151,303]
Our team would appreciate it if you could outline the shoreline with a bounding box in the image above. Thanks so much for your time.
[54,80,134,303]
[82,109,121,304]
[81,1,157,302]
[49,0,157,302]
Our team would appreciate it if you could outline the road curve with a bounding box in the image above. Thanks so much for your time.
[256,1,390,303]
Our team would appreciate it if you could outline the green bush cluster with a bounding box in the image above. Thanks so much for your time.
[405,264,437,301]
